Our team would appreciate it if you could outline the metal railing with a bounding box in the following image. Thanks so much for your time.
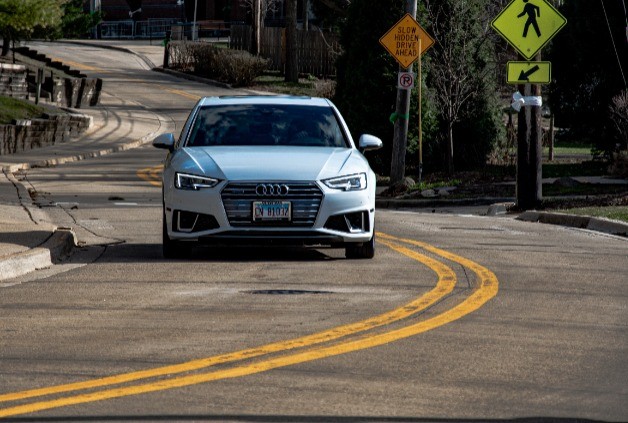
[100,19,179,40]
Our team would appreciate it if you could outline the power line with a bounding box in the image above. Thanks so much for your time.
[600,0,627,88]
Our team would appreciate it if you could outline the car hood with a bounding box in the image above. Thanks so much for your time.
[178,146,367,181]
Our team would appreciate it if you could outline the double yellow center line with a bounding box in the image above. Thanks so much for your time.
[0,233,498,418]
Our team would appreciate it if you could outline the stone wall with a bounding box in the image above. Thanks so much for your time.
[0,114,92,156]
[0,64,28,99]
[2,61,102,108]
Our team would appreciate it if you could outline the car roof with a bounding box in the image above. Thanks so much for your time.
[197,95,332,108]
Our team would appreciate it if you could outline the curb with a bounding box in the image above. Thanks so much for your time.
[375,197,515,209]
[0,228,76,282]
[517,211,628,237]
[1,128,160,173]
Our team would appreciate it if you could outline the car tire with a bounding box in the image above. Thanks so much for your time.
[345,234,375,259]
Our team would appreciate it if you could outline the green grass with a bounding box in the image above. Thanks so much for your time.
[543,184,626,197]
[411,179,463,192]
[543,146,592,156]
[542,161,608,178]
[0,95,46,124]
[552,206,628,223]
[250,74,318,96]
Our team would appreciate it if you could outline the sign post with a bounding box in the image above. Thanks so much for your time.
[379,13,434,186]
[491,0,566,209]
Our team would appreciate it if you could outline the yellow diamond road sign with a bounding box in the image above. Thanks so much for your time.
[379,13,435,69]
[492,0,566,60]
[507,61,551,84]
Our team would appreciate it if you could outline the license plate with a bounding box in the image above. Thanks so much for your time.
[253,201,291,221]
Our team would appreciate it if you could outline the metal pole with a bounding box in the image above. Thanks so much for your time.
[193,0,198,41]
[390,0,418,186]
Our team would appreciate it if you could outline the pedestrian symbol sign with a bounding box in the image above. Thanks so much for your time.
[492,0,566,60]
[379,13,435,69]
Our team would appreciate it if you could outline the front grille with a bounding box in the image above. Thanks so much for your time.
[221,182,323,227]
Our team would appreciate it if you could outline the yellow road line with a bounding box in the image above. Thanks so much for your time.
[158,86,201,101]
[0,234,498,418]
[50,57,108,73]
[136,165,163,187]
[0,238,455,406]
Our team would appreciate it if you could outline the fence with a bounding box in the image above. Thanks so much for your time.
[100,19,178,40]
[230,25,341,77]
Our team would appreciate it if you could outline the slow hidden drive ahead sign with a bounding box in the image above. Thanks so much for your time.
[507,61,551,84]
[492,0,566,60]
[380,13,435,69]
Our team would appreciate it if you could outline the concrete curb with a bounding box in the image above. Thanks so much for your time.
[376,197,515,209]
[517,211,628,237]
[0,228,76,282]
[1,129,159,173]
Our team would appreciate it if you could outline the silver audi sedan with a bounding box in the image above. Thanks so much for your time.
[153,95,383,259]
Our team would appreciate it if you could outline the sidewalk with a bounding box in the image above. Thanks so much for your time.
[1,43,171,280]
[1,40,626,282]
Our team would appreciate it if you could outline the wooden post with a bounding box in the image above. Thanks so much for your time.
[417,39,422,186]
[516,52,543,210]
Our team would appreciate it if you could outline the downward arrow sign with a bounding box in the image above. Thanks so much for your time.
[518,65,541,81]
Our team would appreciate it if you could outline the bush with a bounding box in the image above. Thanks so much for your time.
[168,41,269,87]
[609,151,628,178]
[212,49,269,87]
[609,90,628,151]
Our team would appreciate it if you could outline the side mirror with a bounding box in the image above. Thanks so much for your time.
[358,134,383,152]
[153,133,175,152]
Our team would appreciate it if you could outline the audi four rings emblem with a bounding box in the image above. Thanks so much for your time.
[255,184,290,196]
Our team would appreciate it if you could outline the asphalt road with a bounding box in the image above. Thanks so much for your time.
[0,42,626,422]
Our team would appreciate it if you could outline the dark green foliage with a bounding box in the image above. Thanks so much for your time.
[548,0,628,158]
[55,0,102,39]
[422,0,503,173]
[333,0,409,174]
[452,85,505,171]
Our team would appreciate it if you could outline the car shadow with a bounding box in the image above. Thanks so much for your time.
[97,242,339,263]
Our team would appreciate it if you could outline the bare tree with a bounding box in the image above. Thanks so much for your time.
[240,0,280,55]
[424,0,497,174]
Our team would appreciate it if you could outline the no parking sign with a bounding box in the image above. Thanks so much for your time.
[397,72,415,90]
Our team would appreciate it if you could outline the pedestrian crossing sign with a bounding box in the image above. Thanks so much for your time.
[491,0,566,60]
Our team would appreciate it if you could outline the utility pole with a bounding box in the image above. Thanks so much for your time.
[516,54,543,210]
[389,0,417,186]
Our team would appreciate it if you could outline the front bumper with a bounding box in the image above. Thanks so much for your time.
[164,180,375,245]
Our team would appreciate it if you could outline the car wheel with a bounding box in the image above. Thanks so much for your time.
[345,234,375,259]
[162,209,188,259]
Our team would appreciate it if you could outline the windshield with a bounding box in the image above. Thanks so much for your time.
[186,104,349,148]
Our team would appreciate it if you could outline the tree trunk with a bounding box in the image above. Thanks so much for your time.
[251,0,262,56]
[284,0,298,83]
[1,37,10,57]
[302,0,309,31]
[446,120,454,175]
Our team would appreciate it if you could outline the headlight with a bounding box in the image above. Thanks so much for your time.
[175,173,220,190]
[323,173,367,191]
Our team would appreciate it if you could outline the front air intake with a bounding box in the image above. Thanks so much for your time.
[221,182,323,227]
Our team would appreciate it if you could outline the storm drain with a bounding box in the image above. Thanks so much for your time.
[244,289,334,295]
